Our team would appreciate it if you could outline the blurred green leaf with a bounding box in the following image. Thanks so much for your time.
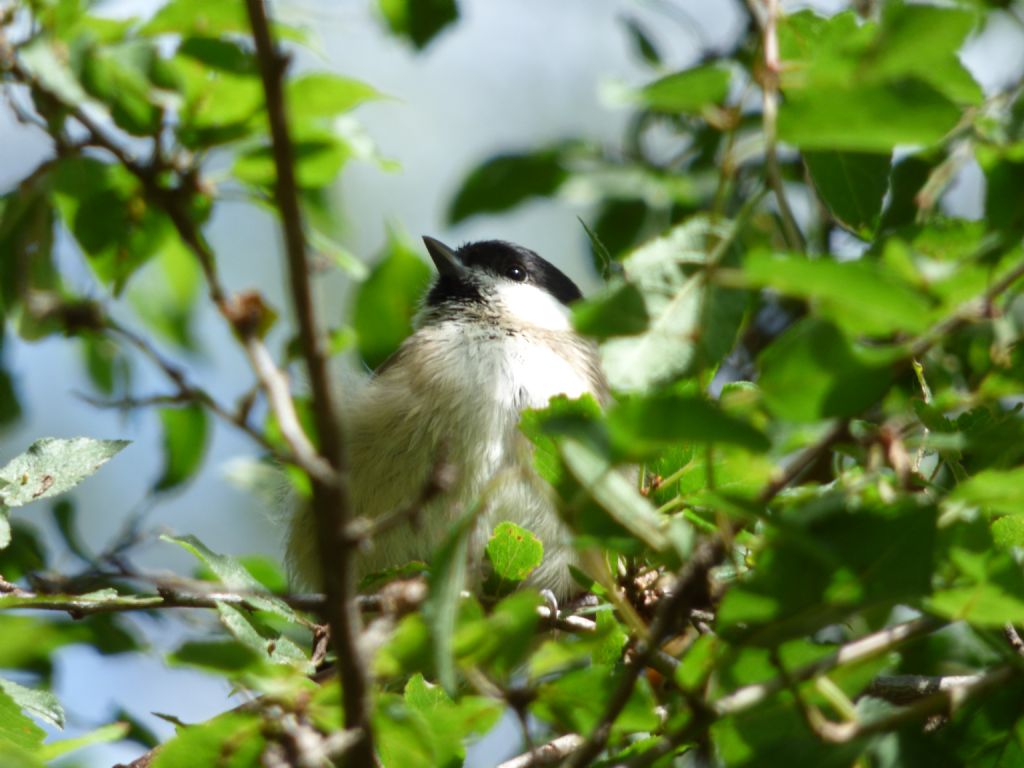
[949,468,1024,515]
[804,151,891,237]
[448,148,568,224]
[38,723,130,762]
[52,499,91,562]
[622,16,661,66]
[233,129,349,189]
[155,405,209,492]
[143,0,249,36]
[485,521,543,584]
[375,693,436,768]
[718,500,936,645]
[977,143,1024,234]
[0,520,46,580]
[534,664,659,737]
[0,437,128,511]
[353,229,432,370]
[779,82,960,152]
[378,0,459,49]
[455,591,541,676]
[757,319,893,422]
[560,435,669,553]
[149,711,265,768]
[743,251,932,336]
[572,282,649,339]
[608,392,770,457]
[168,640,265,675]
[77,40,166,136]
[638,64,731,114]
[53,157,174,292]
[287,73,382,121]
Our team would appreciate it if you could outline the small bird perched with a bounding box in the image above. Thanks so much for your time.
[287,237,606,599]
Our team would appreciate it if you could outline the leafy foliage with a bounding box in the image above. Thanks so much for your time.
[1,0,1024,766]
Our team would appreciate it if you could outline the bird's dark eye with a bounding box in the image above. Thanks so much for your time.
[505,264,527,282]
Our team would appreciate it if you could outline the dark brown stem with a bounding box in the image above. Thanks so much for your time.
[243,1,374,764]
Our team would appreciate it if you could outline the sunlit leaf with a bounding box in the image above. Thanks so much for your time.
[0,437,128,510]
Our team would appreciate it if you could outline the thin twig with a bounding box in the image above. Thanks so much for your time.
[497,734,586,768]
[809,665,1014,744]
[713,616,942,716]
[243,3,372,765]
[0,33,331,485]
[564,538,724,767]
[758,0,804,251]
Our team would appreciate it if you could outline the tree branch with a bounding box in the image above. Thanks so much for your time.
[497,734,586,768]
[757,0,804,252]
[243,2,373,764]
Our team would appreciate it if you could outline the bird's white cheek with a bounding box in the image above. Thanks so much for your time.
[494,282,572,331]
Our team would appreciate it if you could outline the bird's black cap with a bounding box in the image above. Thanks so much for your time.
[422,237,582,308]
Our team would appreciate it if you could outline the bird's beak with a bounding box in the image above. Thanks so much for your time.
[423,236,465,279]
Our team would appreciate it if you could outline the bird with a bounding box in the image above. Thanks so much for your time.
[286,236,607,600]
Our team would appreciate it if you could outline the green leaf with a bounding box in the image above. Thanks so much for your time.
[928,584,1024,628]
[18,37,91,106]
[868,0,982,105]
[0,678,63,729]
[375,693,436,768]
[168,640,265,675]
[162,534,299,622]
[0,437,128,509]
[287,73,382,121]
[52,157,174,292]
[743,251,932,336]
[142,0,249,36]
[448,148,568,224]
[77,40,165,136]
[455,591,542,676]
[779,81,961,152]
[155,405,209,492]
[572,282,649,339]
[533,664,660,737]
[485,522,543,583]
[803,151,891,237]
[353,229,432,370]
[949,468,1024,516]
[401,674,502,766]
[638,64,731,114]
[424,502,478,692]
[607,392,770,457]
[992,516,1024,549]
[38,722,130,761]
[717,500,936,645]
[0,170,59,323]
[559,436,669,553]
[232,130,349,189]
[0,687,45,752]
[150,711,265,768]
[622,17,661,66]
[600,217,727,391]
[757,319,893,422]
[378,0,459,50]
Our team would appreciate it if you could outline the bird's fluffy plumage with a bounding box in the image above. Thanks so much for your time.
[287,239,605,599]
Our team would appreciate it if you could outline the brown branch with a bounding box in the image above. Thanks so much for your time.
[243,2,372,765]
